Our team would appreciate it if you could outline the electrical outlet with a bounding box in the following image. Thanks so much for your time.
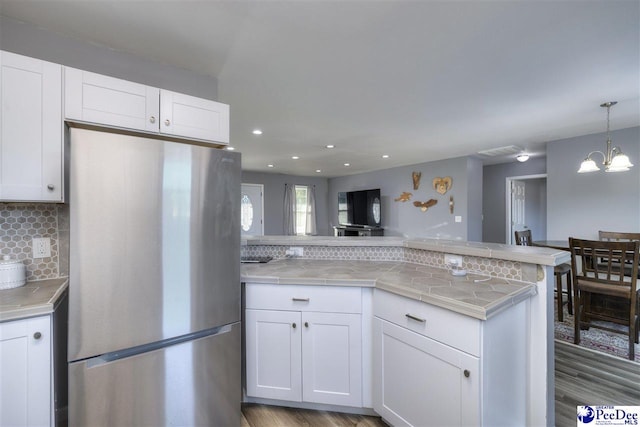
[444,253,463,267]
[32,237,51,259]
[288,247,304,257]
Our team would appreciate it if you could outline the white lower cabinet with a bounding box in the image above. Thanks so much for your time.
[0,315,52,427]
[245,284,363,408]
[373,289,528,427]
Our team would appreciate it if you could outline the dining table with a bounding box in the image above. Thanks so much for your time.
[532,240,570,251]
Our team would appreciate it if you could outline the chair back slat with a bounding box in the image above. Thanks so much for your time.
[514,229,532,246]
[569,238,640,288]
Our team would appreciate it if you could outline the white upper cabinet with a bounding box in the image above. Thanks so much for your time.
[64,68,229,144]
[0,51,63,202]
[160,89,229,143]
[64,67,159,133]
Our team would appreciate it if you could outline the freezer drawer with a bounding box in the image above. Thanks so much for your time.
[68,322,240,427]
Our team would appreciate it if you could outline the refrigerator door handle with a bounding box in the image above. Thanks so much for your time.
[86,324,233,368]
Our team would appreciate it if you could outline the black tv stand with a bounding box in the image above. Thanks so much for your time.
[334,225,384,237]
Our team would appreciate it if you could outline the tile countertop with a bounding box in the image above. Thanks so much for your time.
[241,259,537,320]
[242,235,570,267]
[0,278,68,322]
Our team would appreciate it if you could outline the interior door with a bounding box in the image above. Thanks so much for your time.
[241,183,264,236]
[510,180,526,244]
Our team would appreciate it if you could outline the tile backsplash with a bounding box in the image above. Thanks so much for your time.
[0,203,69,281]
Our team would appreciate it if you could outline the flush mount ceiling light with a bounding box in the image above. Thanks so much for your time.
[252,129,263,135]
[516,153,529,162]
[578,101,633,173]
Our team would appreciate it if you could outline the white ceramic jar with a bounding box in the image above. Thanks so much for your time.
[0,255,26,290]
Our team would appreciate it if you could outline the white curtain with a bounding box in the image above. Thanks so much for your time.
[305,185,317,235]
[283,183,296,235]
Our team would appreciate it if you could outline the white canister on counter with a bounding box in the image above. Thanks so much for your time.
[0,255,26,290]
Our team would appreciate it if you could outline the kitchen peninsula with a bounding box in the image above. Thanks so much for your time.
[241,236,569,427]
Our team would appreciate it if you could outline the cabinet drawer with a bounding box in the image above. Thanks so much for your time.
[245,284,362,314]
[373,289,480,356]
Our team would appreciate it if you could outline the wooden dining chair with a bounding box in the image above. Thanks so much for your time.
[514,229,572,321]
[569,237,640,360]
[599,231,640,279]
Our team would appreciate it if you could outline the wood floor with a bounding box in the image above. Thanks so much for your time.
[241,340,640,427]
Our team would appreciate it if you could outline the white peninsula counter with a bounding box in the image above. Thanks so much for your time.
[241,236,568,427]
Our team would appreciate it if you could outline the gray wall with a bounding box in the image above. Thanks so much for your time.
[328,156,481,240]
[0,16,218,100]
[241,171,330,235]
[466,157,483,242]
[482,157,547,243]
[525,178,547,241]
[547,126,640,240]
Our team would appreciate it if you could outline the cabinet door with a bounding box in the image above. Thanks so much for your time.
[245,309,302,402]
[160,89,229,144]
[373,318,479,427]
[64,67,159,133]
[0,316,52,427]
[302,312,362,407]
[0,51,63,201]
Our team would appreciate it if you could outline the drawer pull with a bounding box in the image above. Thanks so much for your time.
[292,323,297,329]
[33,332,42,340]
[405,313,426,323]
[304,322,309,328]
[292,298,310,302]
[464,369,470,378]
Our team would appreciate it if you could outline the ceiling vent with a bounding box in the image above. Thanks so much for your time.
[477,145,523,157]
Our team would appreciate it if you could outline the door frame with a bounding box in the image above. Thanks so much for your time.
[505,174,547,244]
[241,183,265,236]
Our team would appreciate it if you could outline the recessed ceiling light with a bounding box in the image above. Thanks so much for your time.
[292,156,300,160]
[382,154,389,158]
[344,163,350,167]
[326,145,335,149]
[225,146,235,151]
[252,129,263,135]
[315,169,322,173]
[267,164,274,168]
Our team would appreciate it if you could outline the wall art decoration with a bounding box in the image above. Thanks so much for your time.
[412,171,422,190]
[449,195,454,214]
[394,192,413,202]
[413,199,437,212]
[432,176,452,195]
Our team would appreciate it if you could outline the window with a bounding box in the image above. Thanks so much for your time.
[241,193,253,232]
[295,185,309,235]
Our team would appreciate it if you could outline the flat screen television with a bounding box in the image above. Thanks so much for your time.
[338,189,382,227]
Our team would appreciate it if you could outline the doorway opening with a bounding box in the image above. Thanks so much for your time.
[505,174,547,244]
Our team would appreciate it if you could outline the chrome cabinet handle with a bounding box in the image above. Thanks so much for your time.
[292,323,297,329]
[47,184,55,191]
[149,116,156,124]
[292,298,310,302]
[164,119,171,126]
[405,313,426,323]
[33,332,42,340]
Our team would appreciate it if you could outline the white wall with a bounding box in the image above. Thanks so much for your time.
[547,126,640,239]
[0,15,218,100]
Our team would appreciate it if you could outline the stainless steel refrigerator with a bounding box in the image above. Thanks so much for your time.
[67,128,241,426]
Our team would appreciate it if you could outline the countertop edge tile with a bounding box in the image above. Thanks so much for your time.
[0,278,68,322]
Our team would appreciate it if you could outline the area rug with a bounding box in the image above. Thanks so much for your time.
[554,305,639,363]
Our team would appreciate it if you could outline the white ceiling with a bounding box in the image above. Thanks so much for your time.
[1,0,638,177]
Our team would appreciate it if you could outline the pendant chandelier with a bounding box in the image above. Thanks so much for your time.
[578,101,633,173]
